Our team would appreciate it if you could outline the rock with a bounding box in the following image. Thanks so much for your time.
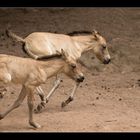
[85,83,88,86]
[119,98,122,101]
[96,97,99,100]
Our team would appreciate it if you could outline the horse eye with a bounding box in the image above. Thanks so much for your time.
[71,64,76,68]
[102,45,106,49]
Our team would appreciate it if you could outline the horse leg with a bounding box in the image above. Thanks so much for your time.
[46,76,62,103]
[36,86,46,102]
[34,75,62,113]
[0,85,27,120]
[27,89,41,129]
[61,82,80,108]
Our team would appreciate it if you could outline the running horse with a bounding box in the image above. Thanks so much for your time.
[0,49,84,128]
[6,29,111,112]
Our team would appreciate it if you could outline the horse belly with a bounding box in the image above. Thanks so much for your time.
[25,35,57,56]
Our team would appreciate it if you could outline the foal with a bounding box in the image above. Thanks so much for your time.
[0,49,84,128]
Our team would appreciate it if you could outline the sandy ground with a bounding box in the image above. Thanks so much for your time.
[0,8,140,132]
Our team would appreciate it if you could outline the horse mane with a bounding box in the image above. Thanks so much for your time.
[37,54,62,61]
[67,30,93,36]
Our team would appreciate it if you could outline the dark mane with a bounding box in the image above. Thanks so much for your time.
[67,30,93,36]
[37,54,62,61]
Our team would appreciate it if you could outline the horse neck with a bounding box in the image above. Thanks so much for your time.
[71,35,94,54]
[40,59,64,79]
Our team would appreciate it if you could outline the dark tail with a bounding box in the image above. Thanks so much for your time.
[6,29,26,44]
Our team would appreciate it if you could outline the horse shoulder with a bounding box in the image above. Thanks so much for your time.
[0,63,11,84]
[36,67,47,84]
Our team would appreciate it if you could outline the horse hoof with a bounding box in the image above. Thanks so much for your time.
[29,122,41,129]
[34,102,47,113]
[0,93,4,99]
[41,101,46,107]
[46,99,49,103]
[61,102,66,108]
[0,114,4,120]
[34,105,43,113]
[34,109,39,114]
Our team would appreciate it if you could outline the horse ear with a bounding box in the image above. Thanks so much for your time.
[92,30,99,40]
[92,30,98,35]
[61,49,67,60]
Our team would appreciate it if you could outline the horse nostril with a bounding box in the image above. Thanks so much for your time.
[81,76,85,80]
[77,76,85,82]
[80,76,85,82]
[104,58,111,64]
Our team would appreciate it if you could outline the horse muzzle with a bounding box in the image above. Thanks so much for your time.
[76,76,85,82]
[103,58,111,64]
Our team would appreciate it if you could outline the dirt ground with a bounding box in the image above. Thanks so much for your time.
[0,8,140,132]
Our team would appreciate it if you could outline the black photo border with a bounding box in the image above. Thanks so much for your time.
[0,0,140,139]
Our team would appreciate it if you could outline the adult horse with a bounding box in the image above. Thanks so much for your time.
[6,29,111,112]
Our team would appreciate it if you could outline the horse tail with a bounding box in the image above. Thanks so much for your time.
[6,29,26,44]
